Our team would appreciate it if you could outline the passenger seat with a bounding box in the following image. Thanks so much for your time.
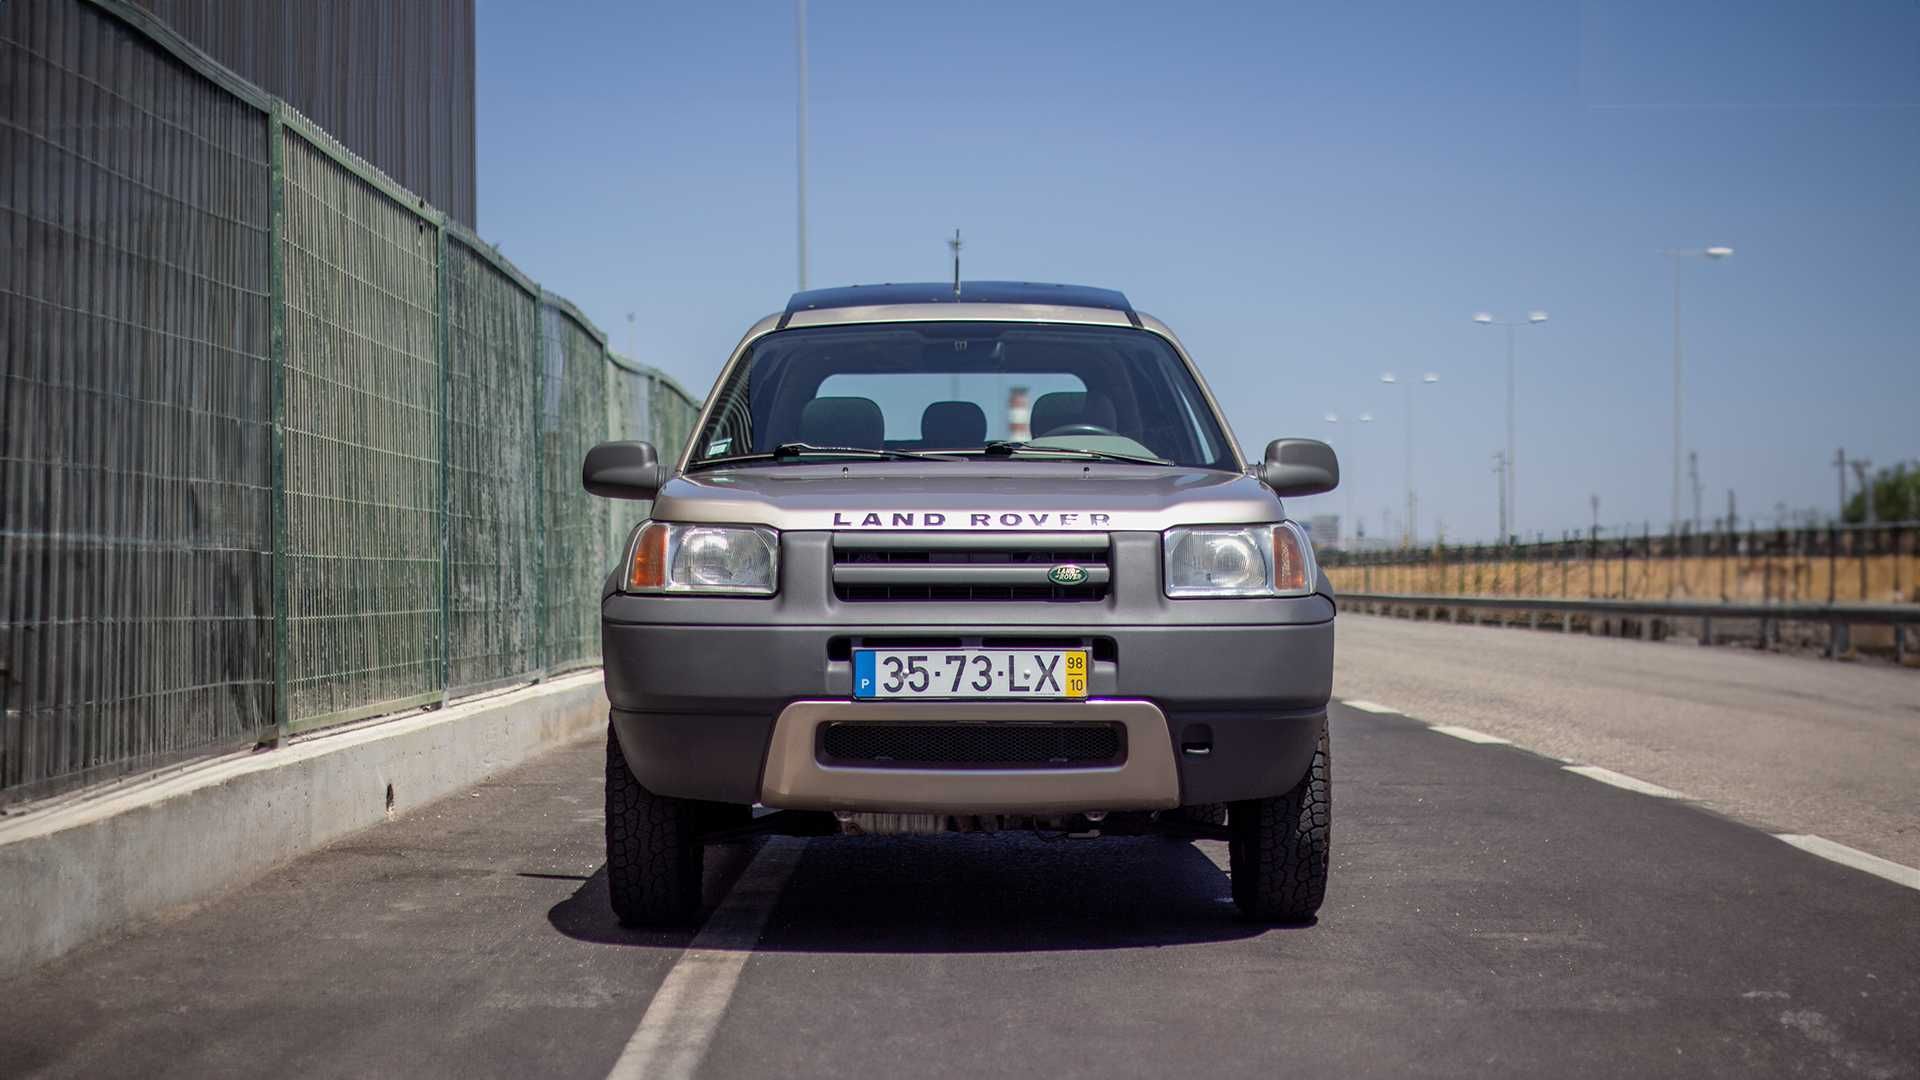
[918,400,987,448]
[799,397,885,448]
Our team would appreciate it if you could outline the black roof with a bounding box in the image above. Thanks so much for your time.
[785,281,1133,316]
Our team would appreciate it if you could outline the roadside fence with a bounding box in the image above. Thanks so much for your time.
[1322,524,1919,661]
[0,0,702,802]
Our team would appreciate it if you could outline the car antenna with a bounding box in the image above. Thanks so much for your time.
[948,228,962,295]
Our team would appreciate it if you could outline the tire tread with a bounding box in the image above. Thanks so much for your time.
[1228,726,1331,922]
[605,726,703,926]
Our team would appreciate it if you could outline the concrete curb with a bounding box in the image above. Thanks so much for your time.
[0,672,608,979]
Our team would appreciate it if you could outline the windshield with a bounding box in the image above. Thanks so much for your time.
[688,321,1235,470]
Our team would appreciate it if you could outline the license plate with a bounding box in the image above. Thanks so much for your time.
[854,649,1088,700]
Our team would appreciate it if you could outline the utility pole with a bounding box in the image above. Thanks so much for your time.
[1833,447,1848,523]
[948,229,962,294]
[1590,493,1600,537]
[1688,451,1702,534]
[1672,256,1682,531]
[1665,246,1733,531]
[1850,458,1875,525]
[1492,451,1508,541]
[795,0,809,291]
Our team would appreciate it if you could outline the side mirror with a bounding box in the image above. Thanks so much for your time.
[1260,438,1339,497]
[583,441,664,500]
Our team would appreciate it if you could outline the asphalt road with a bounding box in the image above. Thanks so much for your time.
[1333,613,1920,868]
[3,690,1915,1078]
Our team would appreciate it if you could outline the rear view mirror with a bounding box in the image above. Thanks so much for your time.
[583,441,664,500]
[1260,438,1339,497]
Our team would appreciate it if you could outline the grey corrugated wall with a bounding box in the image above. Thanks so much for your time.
[130,0,476,228]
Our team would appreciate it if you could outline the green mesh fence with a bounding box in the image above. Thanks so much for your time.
[540,300,611,674]
[605,355,653,560]
[0,0,702,801]
[650,373,701,468]
[1,0,276,799]
[279,115,444,729]
[444,231,540,692]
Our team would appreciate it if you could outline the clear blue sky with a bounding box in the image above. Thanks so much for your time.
[476,0,1919,542]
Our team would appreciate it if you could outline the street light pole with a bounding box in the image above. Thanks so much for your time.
[1505,323,1515,536]
[1381,373,1437,548]
[1325,411,1374,546]
[1492,451,1508,540]
[795,0,809,291]
[1664,245,1732,531]
[1472,311,1547,540]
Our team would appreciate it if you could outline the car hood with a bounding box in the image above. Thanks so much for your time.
[647,462,1285,532]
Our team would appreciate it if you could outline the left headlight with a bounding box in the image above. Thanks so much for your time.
[1163,522,1317,598]
[625,522,779,595]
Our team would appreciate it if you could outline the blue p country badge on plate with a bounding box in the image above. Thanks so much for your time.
[853,650,877,698]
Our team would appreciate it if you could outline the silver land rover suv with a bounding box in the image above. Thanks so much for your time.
[583,282,1340,925]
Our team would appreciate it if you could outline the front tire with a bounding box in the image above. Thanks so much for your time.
[605,726,703,926]
[1228,725,1331,922]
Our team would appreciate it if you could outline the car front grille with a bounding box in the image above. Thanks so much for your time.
[832,531,1111,602]
[818,722,1125,769]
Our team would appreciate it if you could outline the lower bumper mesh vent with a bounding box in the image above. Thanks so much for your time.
[819,722,1125,769]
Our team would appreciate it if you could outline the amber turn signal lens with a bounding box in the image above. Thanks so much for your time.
[1272,524,1309,593]
[627,522,668,591]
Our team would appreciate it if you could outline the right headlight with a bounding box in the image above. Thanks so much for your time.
[1163,522,1316,598]
[624,521,779,595]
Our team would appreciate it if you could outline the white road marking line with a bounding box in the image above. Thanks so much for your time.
[1775,835,1920,892]
[1561,765,1688,800]
[1428,725,1512,745]
[606,837,807,1080]
[1339,702,1918,895]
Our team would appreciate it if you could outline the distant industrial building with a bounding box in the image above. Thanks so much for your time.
[1305,514,1341,550]
[132,0,477,226]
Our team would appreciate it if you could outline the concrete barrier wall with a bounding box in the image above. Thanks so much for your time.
[0,672,607,979]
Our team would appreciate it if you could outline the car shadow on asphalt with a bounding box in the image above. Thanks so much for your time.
[548,834,1292,952]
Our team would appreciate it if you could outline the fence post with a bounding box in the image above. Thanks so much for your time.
[267,99,290,743]
[532,305,547,681]
[1827,526,1837,604]
[1897,525,1907,603]
[1859,526,1870,601]
[435,220,451,705]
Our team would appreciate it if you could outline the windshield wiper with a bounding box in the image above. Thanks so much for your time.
[977,441,1169,466]
[689,443,964,469]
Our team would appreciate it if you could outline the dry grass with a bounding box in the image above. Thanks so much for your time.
[1326,553,1920,605]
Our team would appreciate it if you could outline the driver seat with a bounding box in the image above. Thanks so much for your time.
[1028,391,1117,438]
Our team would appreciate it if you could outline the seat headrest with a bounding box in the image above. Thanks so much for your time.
[919,400,987,447]
[1029,391,1116,437]
[799,396,885,448]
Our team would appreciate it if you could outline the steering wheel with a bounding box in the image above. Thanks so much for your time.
[1039,422,1120,437]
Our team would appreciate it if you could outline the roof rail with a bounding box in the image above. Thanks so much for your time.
[784,281,1133,316]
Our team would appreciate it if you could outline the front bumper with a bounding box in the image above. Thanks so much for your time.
[603,530,1334,809]
[605,618,1332,809]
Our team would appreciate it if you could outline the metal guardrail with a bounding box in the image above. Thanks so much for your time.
[1341,593,1915,664]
